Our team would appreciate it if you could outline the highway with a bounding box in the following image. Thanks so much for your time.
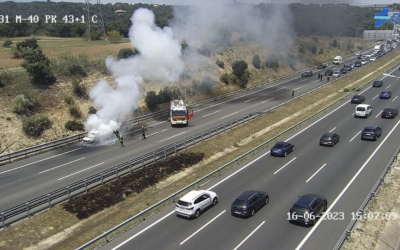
[0,50,389,215]
[99,62,400,250]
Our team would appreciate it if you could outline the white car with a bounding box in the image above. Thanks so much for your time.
[332,71,341,78]
[175,190,218,218]
[370,56,376,62]
[82,129,100,144]
[361,59,368,65]
[354,104,372,118]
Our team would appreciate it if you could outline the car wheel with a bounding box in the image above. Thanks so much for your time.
[284,152,287,157]
[194,209,201,218]
[374,136,377,141]
[292,147,295,152]
[212,197,218,206]
[323,204,327,212]
[265,197,269,205]
[251,209,255,217]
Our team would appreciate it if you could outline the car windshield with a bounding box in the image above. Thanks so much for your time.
[177,200,191,207]
[353,96,360,99]
[87,132,97,137]
[334,71,340,74]
[321,136,331,141]
[292,205,309,214]
[171,110,187,116]
[274,143,285,149]
[356,107,366,111]
[384,109,393,112]
[233,199,247,206]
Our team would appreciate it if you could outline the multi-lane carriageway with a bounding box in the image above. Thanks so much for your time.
[99,65,400,249]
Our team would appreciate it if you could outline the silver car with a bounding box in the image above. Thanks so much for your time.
[332,71,341,78]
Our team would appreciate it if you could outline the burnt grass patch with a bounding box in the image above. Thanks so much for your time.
[63,152,204,219]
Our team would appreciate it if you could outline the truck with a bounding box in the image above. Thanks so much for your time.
[170,99,194,127]
[333,56,342,65]
[374,44,384,53]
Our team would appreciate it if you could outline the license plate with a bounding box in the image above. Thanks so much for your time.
[235,211,241,214]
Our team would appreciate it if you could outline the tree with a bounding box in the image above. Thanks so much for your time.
[21,47,56,85]
[107,30,122,43]
[2,39,13,48]
[232,60,248,79]
[145,91,158,111]
[117,48,139,59]
[252,54,261,69]
[22,114,51,137]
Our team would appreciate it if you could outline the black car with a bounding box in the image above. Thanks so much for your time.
[343,65,352,71]
[317,63,328,69]
[231,190,269,217]
[354,60,362,67]
[381,108,398,118]
[361,125,382,141]
[301,70,313,77]
[351,95,365,104]
[372,80,383,87]
[340,68,347,74]
[288,194,328,226]
[319,133,340,147]
[324,69,333,76]
[270,141,295,157]
[379,90,392,99]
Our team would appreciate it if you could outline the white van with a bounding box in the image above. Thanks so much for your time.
[333,56,342,65]
[354,104,372,118]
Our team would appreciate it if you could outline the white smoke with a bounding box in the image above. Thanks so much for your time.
[85,8,184,138]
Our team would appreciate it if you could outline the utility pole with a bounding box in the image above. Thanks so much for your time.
[85,0,91,41]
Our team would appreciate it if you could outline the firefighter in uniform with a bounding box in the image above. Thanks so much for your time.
[141,126,146,139]
[292,89,295,98]
[119,135,124,147]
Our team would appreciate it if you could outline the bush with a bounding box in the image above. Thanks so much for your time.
[145,91,158,111]
[232,60,248,79]
[88,106,97,114]
[2,39,12,48]
[193,76,215,94]
[107,30,122,43]
[298,47,305,54]
[64,95,74,105]
[69,105,81,118]
[220,73,230,85]
[216,59,224,69]
[117,48,139,59]
[21,47,56,85]
[72,79,87,98]
[52,53,89,78]
[310,46,317,54]
[0,77,3,88]
[318,48,324,55]
[265,54,280,70]
[332,39,340,48]
[13,93,38,115]
[65,120,84,131]
[22,114,51,137]
[252,54,261,69]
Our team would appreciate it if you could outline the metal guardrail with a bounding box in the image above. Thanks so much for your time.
[0,48,365,164]
[333,145,400,250]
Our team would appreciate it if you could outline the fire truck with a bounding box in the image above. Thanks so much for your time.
[170,99,194,127]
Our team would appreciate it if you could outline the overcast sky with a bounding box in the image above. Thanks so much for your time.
[1,0,395,5]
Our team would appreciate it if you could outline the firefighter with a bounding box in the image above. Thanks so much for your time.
[291,89,295,98]
[320,74,323,81]
[119,135,124,148]
[113,130,120,139]
[141,126,146,139]
[327,76,330,82]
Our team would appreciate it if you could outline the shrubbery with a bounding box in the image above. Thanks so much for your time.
[107,30,122,43]
[216,59,224,68]
[2,39,12,48]
[13,93,38,115]
[72,79,87,98]
[145,86,183,111]
[64,95,74,105]
[117,48,139,59]
[52,53,89,78]
[69,105,81,118]
[88,106,97,115]
[22,114,51,137]
[65,120,84,131]
[193,76,215,94]
[252,54,261,69]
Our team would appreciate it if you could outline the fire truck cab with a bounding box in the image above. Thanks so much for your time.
[170,99,193,127]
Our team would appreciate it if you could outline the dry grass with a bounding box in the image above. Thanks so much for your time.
[0,48,398,250]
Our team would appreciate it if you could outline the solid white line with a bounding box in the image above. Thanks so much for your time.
[111,211,175,250]
[393,96,398,102]
[202,110,221,118]
[244,97,259,103]
[221,112,239,119]
[376,110,383,118]
[39,157,85,174]
[0,148,83,176]
[306,164,326,183]
[57,162,104,180]
[275,87,286,92]
[373,94,379,100]
[386,84,392,89]
[349,131,361,142]
[261,98,274,104]
[295,117,400,250]
[233,221,265,250]
[273,157,297,175]
[158,132,186,143]
[299,79,307,83]
[180,210,226,245]
[329,127,336,132]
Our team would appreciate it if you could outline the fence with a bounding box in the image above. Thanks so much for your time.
[333,145,400,250]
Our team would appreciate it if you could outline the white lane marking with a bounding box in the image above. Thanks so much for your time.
[300,79,307,83]
[57,162,104,180]
[349,131,361,142]
[376,110,383,118]
[221,112,239,119]
[273,157,297,175]
[146,129,168,138]
[329,127,336,132]
[386,84,392,89]
[0,148,82,176]
[111,211,175,250]
[393,96,398,102]
[306,164,327,183]
[294,86,302,90]
[202,110,221,118]
[312,80,320,83]
[158,132,186,143]
[373,94,379,100]
[180,210,226,245]
[244,97,259,103]
[261,98,274,104]
[39,157,85,174]
[275,87,286,92]
[295,117,400,250]
[233,221,265,250]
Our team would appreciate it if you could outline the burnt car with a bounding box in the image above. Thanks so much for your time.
[372,80,383,87]
[319,132,340,147]
[288,194,328,226]
[381,108,398,118]
[270,141,295,157]
[231,190,269,217]
[301,70,313,77]
[351,95,365,104]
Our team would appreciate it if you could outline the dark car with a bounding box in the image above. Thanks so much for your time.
[270,141,294,157]
[317,63,328,69]
[288,194,328,226]
[372,80,383,87]
[340,68,347,74]
[343,65,352,71]
[354,60,362,67]
[319,132,340,146]
[324,69,333,76]
[231,190,269,217]
[381,108,398,118]
[361,125,382,141]
[301,70,313,77]
[358,54,363,59]
[379,90,392,99]
[351,95,365,104]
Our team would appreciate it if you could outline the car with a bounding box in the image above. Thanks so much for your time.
[82,129,100,144]
[379,90,392,99]
[324,69,333,76]
[372,80,383,87]
[357,54,363,59]
[301,70,313,77]
[270,141,294,157]
[343,65,352,71]
[351,95,365,104]
[317,63,328,69]
[348,63,355,69]
[354,60,362,67]
[288,194,328,226]
[231,190,269,217]
[332,71,341,78]
[354,104,373,118]
[175,190,218,218]
[361,125,382,141]
[370,56,377,61]
[319,132,340,146]
[340,68,347,74]
[381,108,398,118]
[361,59,368,65]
